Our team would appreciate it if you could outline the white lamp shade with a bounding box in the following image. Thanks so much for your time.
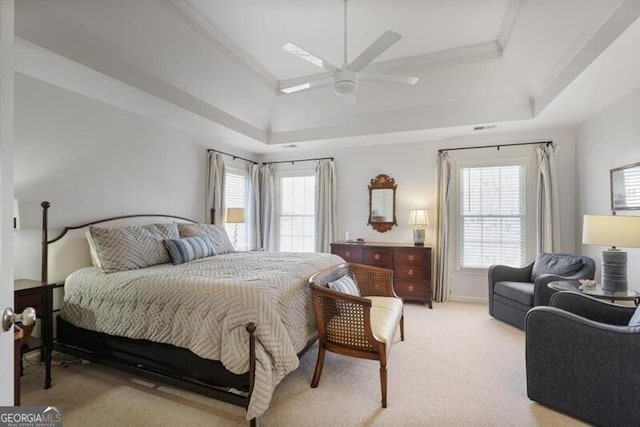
[226,207,246,224]
[582,215,640,248]
[409,209,430,227]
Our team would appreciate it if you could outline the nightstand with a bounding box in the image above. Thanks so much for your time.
[14,279,57,390]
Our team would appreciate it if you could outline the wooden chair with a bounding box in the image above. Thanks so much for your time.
[309,262,404,408]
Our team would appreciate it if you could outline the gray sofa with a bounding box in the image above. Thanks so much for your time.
[526,291,640,426]
[488,252,595,329]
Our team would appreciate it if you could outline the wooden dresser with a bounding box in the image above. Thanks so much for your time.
[331,242,433,308]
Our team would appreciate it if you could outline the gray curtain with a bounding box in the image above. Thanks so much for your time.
[261,164,277,251]
[206,152,226,224]
[434,151,452,303]
[315,159,338,253]
[247,163,261,250]
[536,144,560,252]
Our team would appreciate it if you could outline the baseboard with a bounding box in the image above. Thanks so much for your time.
[448,295,488,304]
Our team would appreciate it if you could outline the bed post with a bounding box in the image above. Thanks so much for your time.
[41,201,50,283]
[246,322,257,427]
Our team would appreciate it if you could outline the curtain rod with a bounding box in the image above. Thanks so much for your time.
[262,156,334,165]
[207,149,258,165]
[438,140,553,153]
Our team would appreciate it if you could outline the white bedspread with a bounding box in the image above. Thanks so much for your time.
[61,251,343,419]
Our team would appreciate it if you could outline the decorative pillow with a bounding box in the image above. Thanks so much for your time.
[328,275,361,297]
[629,306,640,329]
[177,223,235,254]
[89,223,179,273]
[531,252,585,280]
[164,236,216,265]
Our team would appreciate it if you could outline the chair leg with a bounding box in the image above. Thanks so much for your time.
[379,362,387,408]
[311,346,326,388]
[400,315,405,341]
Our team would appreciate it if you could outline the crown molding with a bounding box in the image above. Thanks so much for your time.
[534,0,640,115]
[497,0,524,52]
[164,0,278,92]
[269,95,532,145]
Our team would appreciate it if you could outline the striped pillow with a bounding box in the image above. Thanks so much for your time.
[328,275,361,297]
[164,237,217,265]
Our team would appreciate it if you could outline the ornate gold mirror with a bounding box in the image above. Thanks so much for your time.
[368,174,397,232]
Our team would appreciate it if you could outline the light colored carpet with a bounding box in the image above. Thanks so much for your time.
[21,302,586,426]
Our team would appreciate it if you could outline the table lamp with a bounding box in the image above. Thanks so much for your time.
[409,209,429,246]
[582,214,640,292]
[226,207,245,248]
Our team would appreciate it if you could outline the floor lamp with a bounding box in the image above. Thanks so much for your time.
[226,207,246,248]
[582,214,640,292]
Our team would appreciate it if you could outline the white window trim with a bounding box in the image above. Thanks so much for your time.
[453,156,532,272]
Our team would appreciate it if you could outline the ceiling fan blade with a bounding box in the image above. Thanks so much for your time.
[347,30,402,72]
[359,72,419,85]
[279,75,334,94]
[282,42,338,73]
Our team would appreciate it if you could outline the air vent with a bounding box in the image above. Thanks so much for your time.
[473,124,497,131]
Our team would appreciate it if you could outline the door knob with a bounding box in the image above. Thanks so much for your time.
[2,307,36,332]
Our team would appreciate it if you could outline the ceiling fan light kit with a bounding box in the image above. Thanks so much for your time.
[281,0,418,103]
[333,69,357,96]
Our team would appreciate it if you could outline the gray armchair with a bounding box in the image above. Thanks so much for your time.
[526,291,640,426]
[488,252,595,329]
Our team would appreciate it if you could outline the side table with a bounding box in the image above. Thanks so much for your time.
[14,279,58,390]
[548,280,640,305]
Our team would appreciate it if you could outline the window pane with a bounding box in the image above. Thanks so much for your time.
[278,174,315,252]
[460,164,525,268]
[224,172,248,251]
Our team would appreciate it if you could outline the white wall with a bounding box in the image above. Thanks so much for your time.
[576,88,640,290]
[13,74,244,280]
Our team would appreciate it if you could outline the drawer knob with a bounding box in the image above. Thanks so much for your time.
[408,285,414,292]
[408,269,414,276]
[345,251,350,258]
[374,254,380,260]
[408,255,414,261]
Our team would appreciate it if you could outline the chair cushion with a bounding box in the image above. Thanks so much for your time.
[364,296,403,345]
[531,252,585,281]
[328,275,361,296]
[494,281,534,306]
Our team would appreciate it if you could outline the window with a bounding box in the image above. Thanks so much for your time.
[459,163,525,268]
[224,171,248,251]
[278,174,315,252]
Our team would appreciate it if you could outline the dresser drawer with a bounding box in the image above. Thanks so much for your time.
[15,291,44,312]
[331,245,364,263]
[394,263,430,280]
[394,280,429,300]
[395,249,430,265]
[363,248,393,267]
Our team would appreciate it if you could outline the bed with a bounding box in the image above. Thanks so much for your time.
[40,202,343,424]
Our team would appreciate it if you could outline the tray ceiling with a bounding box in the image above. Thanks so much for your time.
[13,0,640,153]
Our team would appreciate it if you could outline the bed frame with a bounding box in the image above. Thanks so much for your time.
[40,201,258,426]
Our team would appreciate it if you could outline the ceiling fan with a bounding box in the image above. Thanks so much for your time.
[279,0,419,104]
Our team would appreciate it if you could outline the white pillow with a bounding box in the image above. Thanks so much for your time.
[85,230,102,269]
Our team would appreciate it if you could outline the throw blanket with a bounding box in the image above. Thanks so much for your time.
[61,251,343,419]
